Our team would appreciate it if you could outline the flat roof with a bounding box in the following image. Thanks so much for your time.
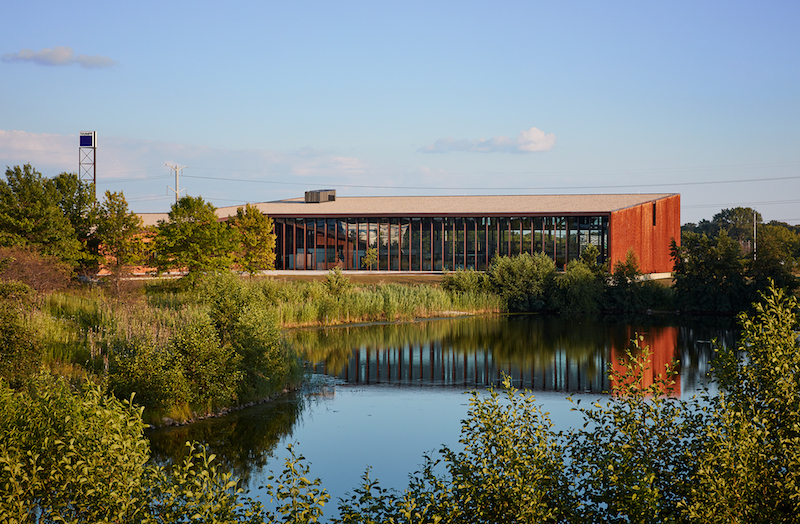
[216,193,678,219]
[139,193,678,225]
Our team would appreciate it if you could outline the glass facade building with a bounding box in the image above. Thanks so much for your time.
[272,215,609,271]
[207,192,680,274]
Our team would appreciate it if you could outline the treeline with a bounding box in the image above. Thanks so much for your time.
[675,206,799,313]
[3,285,799,522]
[443,206,800,315]
[0,164,277,289]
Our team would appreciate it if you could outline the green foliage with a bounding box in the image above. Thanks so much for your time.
[441,267,489,295]
[154,195,236,284]
[108,339,190,412]
[486,252,556,312]
[170,316,242,413]
[335,468,400,524]
[229,203,277,276]
[678,207,800,313]
[685,285,800,522]
[0,376,150,522]
[0,164,83,268]
[50,171,100,271]
[441,375,569,522]
[361,247,378,270]
[199,273,302,402]
[750,223,799,293]
[564,340,706,523]
[96,190,144,290]
[148,442,266,523]
[324,268,353,296]
[671,231,751,313]
[603,249,672,313]
[0,281,41,388]
[262,444,330,524]
[0,376,318,523]
[552,259,604,314]
[580,243,605,275]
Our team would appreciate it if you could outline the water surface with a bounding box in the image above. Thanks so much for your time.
[148,314,736,510]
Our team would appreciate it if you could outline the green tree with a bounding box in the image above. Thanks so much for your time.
[713,207,761,250]
[0,164,83,268]
[361,247,378,270]
[229,203,276,276]
[153,196,236,284]
[95,190,144,293]
[751,223,799,293]
[670,230,750,313]
[49,171,99,270]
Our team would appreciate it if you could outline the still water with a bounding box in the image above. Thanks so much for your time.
[148,314,736,510]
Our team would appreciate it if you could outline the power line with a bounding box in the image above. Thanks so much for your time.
[182,173,800,192]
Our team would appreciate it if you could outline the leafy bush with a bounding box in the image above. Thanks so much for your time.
[552,260,604,314]
[0,376,150,522]
[685,285,800,521]
[441,268,489,295]
[170,316,242,413]
[0,280,40,388]
[486,252,556,312]
[108,339,190,413]
[603,249,675,313]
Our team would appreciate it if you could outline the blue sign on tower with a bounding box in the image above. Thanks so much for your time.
[79,132,95,147]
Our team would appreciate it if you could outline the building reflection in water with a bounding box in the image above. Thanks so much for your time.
[294,316,728,396]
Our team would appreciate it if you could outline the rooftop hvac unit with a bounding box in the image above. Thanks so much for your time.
[305,189,336,203]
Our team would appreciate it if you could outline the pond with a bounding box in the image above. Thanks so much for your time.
[147,313,737,512]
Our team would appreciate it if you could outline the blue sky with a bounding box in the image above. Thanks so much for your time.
[2,1,799,224]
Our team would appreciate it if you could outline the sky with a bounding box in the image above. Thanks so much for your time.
[2,1,799,224]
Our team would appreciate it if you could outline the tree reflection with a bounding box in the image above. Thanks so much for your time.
[147,391,304,487]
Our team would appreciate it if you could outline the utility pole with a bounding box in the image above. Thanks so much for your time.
[753,209,757,261]
[165,163,187,203]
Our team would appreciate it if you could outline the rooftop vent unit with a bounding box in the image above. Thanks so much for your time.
[305,189,336,203]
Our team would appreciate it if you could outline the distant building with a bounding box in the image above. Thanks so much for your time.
[209,191,680,273]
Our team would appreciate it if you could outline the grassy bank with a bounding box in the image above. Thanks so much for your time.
[4,271,501,424]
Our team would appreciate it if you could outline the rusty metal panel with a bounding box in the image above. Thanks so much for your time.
[609,194,680,274]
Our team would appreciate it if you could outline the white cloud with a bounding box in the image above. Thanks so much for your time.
[419,126,556,154]
[2,46,117,68]
[0,129,74,167]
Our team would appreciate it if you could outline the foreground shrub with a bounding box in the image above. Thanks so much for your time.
[0,377,319,523]
[684,285,800,521]
[0,376,150,522]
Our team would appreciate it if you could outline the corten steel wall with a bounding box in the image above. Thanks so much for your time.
[608,194,680,274]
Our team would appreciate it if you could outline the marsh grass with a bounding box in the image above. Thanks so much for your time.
[273,281,502,327]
